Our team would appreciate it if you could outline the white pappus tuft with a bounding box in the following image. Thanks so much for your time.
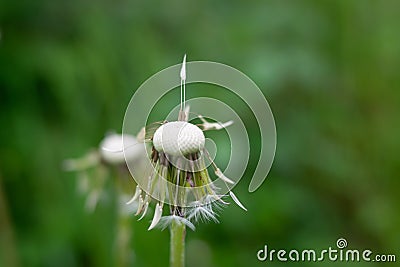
[158,215,196,231]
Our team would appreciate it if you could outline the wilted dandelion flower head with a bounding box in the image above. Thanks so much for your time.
[64,132,144,212]
[123,55,247,230]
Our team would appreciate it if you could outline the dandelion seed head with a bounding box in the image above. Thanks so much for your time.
[100,133,142,164]
[153,121,205,156]
[125,56,249,231]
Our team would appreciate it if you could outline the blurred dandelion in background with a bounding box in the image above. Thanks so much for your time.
[64,132,145,267]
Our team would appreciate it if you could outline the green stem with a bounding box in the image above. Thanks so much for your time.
[0,177,20,267]
[115,212,132,267]
[170,220,186,267]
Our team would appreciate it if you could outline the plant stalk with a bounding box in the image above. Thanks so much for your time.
[170,220,186,267]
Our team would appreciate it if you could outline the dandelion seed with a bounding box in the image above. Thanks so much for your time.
[187,204,219,223]
[198,115,234,131]
[135,196,145,216]
[148,202,163,230]
[180,54,186,81]
[138,201,149,220]
[126,185,141,205]
[229,191,247,211]
[158,215,196,231]
[215,168,235,185]
[180,54,187,113]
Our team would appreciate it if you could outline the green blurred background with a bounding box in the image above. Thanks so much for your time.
[1,0,399,266]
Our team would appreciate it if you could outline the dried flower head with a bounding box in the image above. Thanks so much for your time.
[124,55,247,230]
[64,132,144,212]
